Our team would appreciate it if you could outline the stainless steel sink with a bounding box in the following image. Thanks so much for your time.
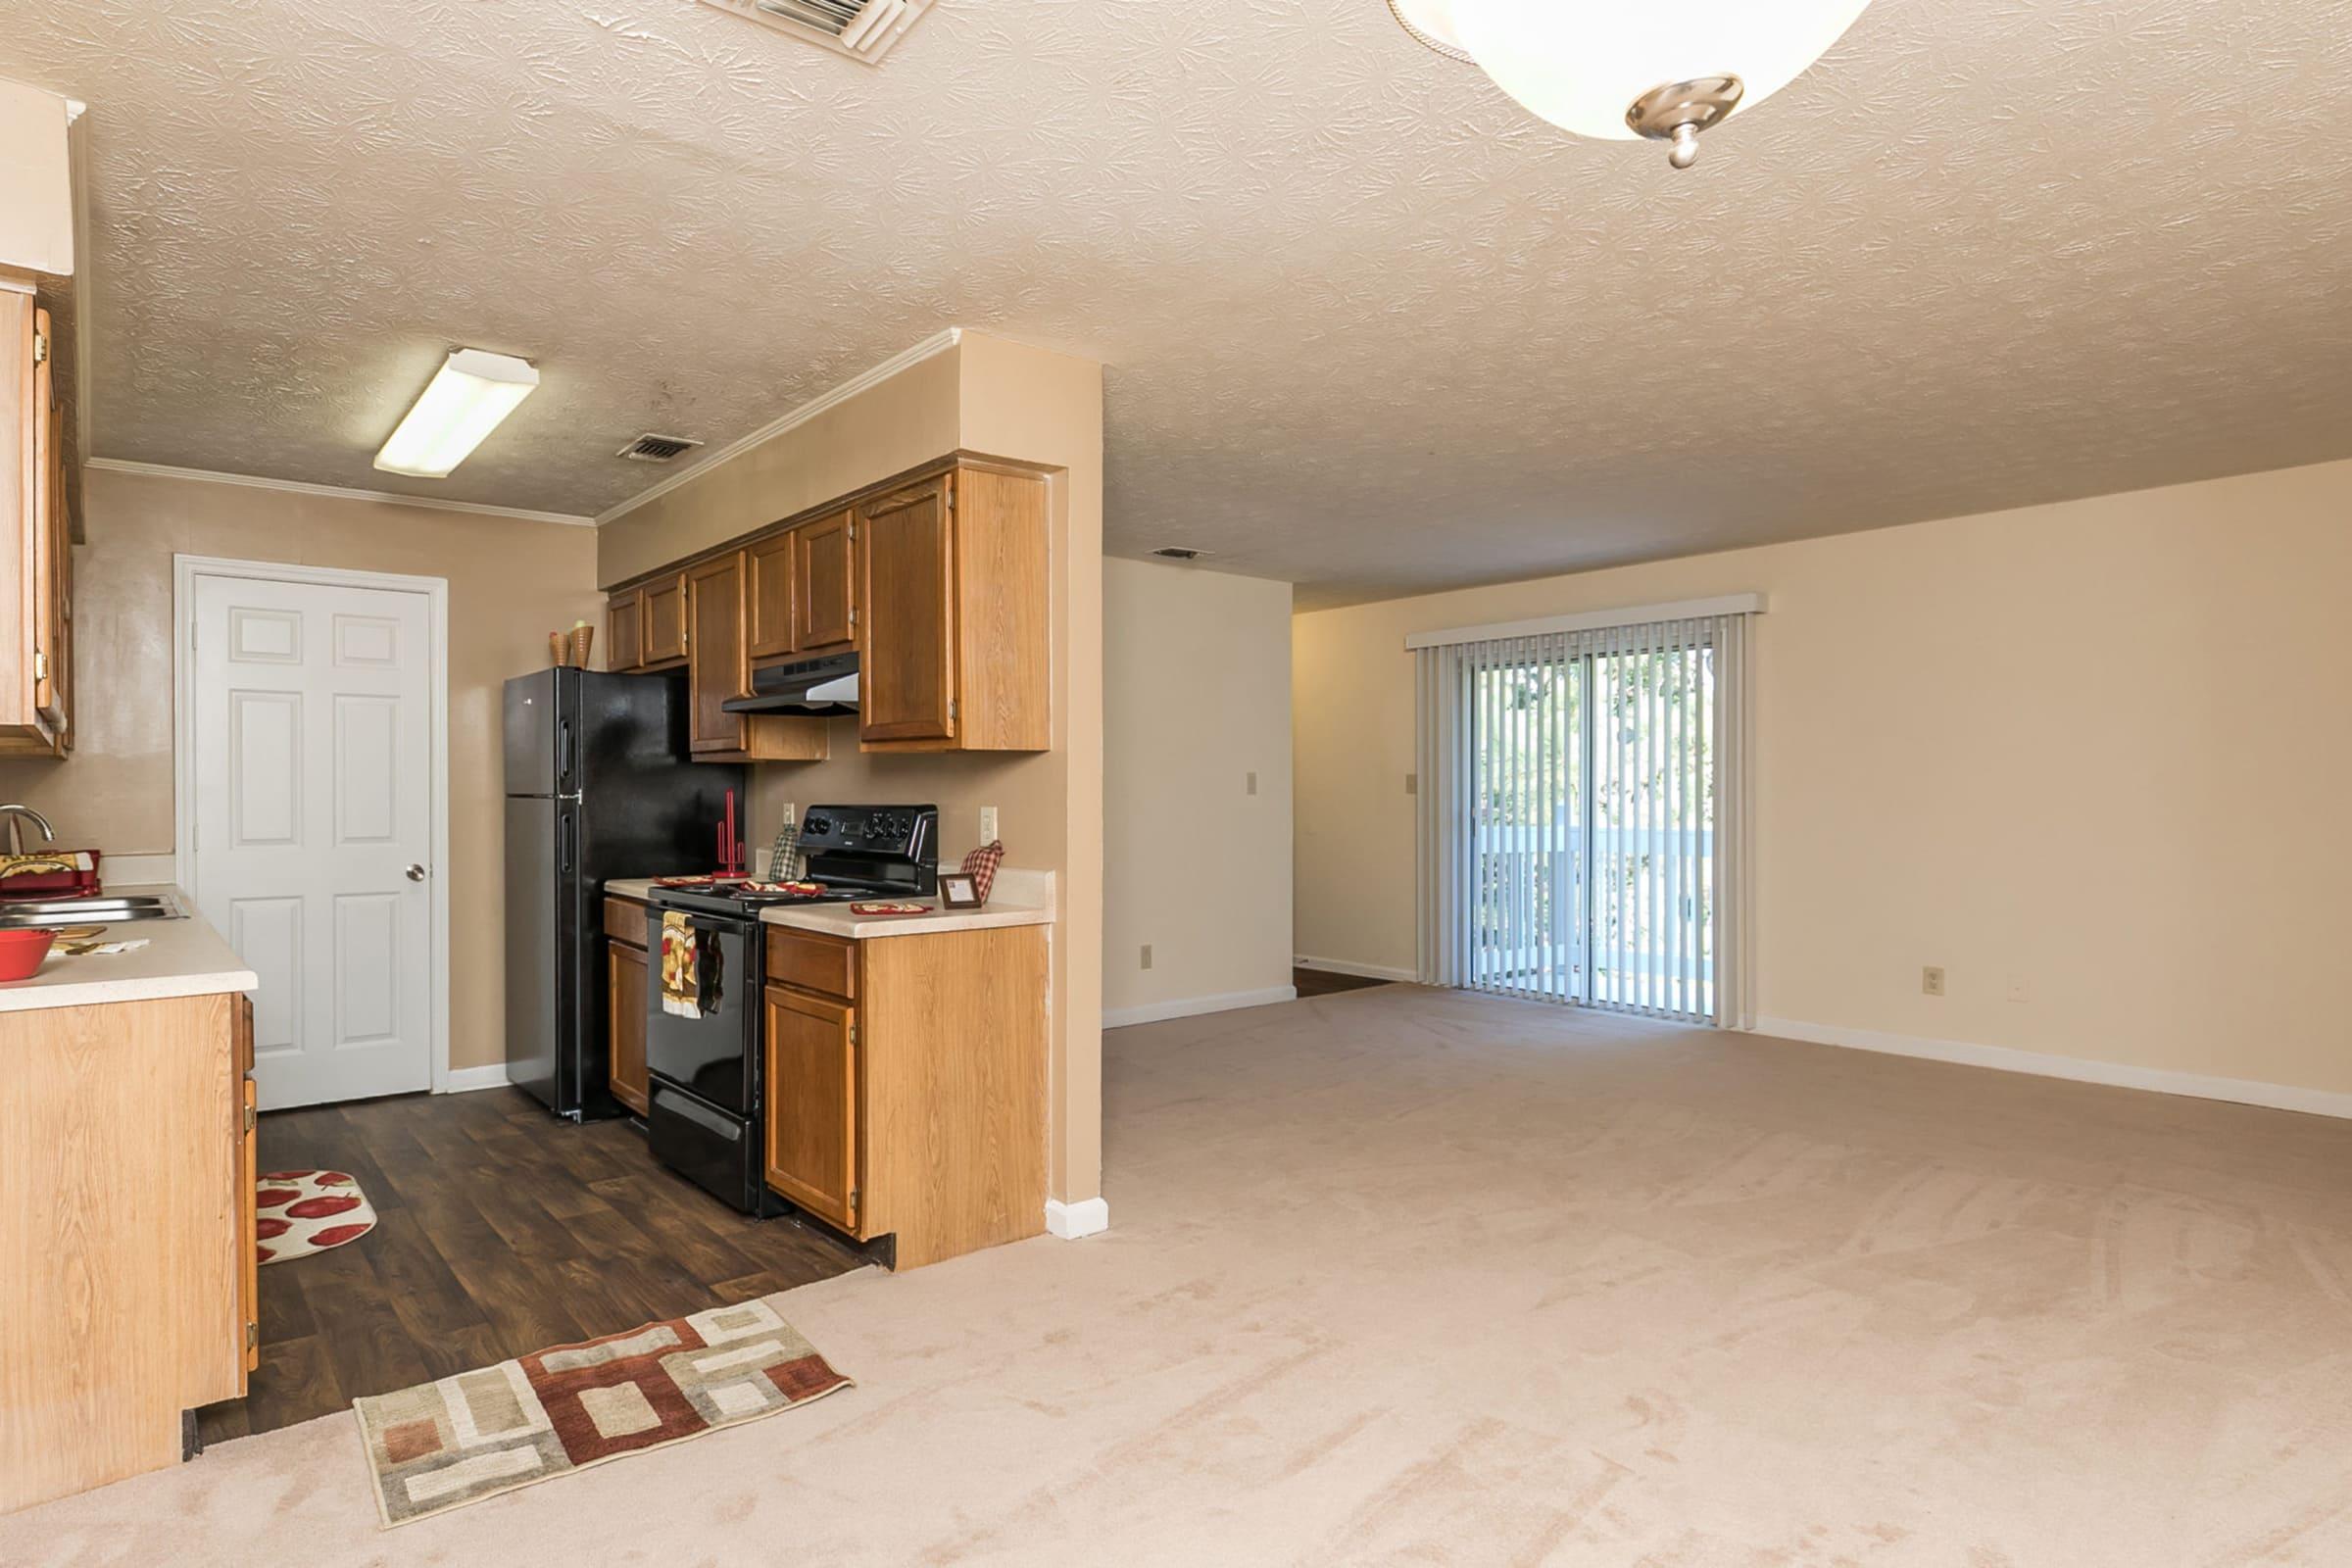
[0,893,187,928]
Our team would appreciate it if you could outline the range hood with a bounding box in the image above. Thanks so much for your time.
[721,651,859,715]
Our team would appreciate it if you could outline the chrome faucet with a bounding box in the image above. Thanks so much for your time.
[0,804,55,857]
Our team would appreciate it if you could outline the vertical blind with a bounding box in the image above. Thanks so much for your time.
[1414,608,1754,1028]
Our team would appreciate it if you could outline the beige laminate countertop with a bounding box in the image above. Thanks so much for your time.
[0,886,258,1014]
[604,874,1054,941]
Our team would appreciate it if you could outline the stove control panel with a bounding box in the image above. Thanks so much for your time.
[800,804,937,862]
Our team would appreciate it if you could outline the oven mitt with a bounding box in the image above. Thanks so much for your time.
[660,910,701,1019]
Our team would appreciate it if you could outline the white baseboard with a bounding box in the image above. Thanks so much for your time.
[1294,956,1418,984]
[1103,986,1298,1029]
[436,1064,514,1095]
[1755,1015,2352,1122]
[1045,1197,1109,1241]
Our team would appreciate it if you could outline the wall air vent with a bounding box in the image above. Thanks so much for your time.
[696,0,937,64]
[616,433,705,464]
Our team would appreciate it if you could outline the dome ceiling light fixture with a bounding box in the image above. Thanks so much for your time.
[1386,0,1875,170]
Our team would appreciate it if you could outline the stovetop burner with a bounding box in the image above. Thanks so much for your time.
[647,805,938,918]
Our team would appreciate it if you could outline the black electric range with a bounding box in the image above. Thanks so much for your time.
[642,805,937,1215]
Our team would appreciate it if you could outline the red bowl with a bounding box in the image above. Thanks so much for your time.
[0,928,57,982]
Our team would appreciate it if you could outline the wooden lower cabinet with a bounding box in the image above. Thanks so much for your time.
[760,923,1047,1269]
[762,985,858,1232]
[605,893,650,1116]
[237,995,259,1377]
[1,991,251,1513]
[609,939,649,1116]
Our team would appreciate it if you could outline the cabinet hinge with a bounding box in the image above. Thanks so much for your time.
[244,1102,257,1132]
[31,331,48,366]
[848,1188,858,1209]
[245,1321,259,1349]
[31,650,47,682]
[847,519,857,542]
[849,1025,858,1046]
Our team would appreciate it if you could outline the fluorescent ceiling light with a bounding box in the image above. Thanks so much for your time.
[373,348,539,478]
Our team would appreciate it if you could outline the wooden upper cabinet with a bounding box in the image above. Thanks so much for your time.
[30,306,59,727]
[858,476,957,744]
[641,571,689,666]
[685,553,750,756]
[686,551,828,763]
[0,280,67,759]
[763,983,859,1234]
[795,510,857,654]
[747,530,796,662]
[606,589,643,671]
[856,465,1050,754]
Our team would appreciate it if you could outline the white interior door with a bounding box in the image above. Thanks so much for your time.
[190,571,434,1109]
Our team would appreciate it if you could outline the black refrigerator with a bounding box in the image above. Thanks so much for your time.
[502,668,743,1119]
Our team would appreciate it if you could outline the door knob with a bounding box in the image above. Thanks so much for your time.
[405,863,427,882]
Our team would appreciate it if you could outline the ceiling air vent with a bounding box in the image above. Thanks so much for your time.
[616,433,704,464]
[697,0,937,64]
[1151,547,1209,562]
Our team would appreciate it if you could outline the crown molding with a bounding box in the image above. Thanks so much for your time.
[82,458,597,526]
[594,326,964,528]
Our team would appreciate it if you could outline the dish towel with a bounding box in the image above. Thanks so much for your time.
[960,841,1004,904]
[660,911,702,1019]
[0,850,100,898]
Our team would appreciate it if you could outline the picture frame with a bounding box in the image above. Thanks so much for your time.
[937,873,984,908]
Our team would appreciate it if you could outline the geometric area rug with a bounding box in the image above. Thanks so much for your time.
[353,1298,853,1528]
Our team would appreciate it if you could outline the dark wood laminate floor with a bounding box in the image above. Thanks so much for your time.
[198,1088,862,1444]
[1293,966,1394,999]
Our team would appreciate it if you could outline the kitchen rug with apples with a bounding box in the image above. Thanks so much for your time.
[353,1298,852,1527]
[256,1170,378,1264]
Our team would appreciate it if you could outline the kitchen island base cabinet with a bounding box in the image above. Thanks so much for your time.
[763,923,1047,1270]
[0,992,252,1515]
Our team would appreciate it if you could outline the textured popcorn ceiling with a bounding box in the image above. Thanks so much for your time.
[3,1,2351,606]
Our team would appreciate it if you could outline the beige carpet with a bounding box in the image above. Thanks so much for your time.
[10,986,2352,1565]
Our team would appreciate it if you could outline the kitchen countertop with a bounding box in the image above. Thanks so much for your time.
[605,873,1054,941]
[0,885,258,1014]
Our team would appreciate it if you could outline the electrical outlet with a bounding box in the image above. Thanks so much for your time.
[1140,944,1152,971]
[1923,965,1946,997]
[1246,770,1258,796]
[979,806,999,844]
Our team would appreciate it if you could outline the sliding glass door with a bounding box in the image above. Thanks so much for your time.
[1426,615,1734,1023]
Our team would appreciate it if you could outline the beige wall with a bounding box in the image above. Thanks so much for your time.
[0,465,606,1071]
[597,343,961,587]
[1295,457,2352,1096]
[598,330,1108,1206]
[1102,559,1294,1020]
